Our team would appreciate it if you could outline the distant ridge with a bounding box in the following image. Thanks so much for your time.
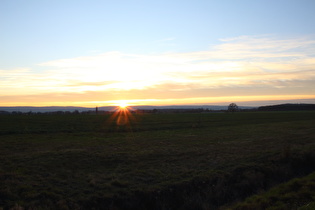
[0,105,253,113]
[0,106,96,113]
[1,104,314,113]
[258,103,315,111]
[129,105,252,111]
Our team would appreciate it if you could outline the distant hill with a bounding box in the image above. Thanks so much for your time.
[258,103,315,111]
[0,106,96,113]
[0,105,254,113]
[3,104,313,113]
[130,105,253,111]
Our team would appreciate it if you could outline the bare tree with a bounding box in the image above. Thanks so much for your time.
[228,103,239,112]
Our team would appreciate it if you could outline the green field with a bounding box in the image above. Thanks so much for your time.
[0,111,315,209]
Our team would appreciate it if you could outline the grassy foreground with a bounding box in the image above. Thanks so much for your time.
[227,171,315,210]
[0,111,315,209]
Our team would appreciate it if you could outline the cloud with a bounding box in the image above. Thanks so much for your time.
[1,89,314,107]
[1,35,315,105]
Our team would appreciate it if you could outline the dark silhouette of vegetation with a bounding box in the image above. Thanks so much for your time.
[228,103,239,112]
[258,103,315,111]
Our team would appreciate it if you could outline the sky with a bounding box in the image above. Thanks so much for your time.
[1,0,315,107]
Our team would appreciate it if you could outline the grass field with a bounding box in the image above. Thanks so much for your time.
[228,171,315,210]
[0,111,315,209]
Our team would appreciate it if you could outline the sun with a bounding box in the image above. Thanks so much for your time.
[118,101,128,109]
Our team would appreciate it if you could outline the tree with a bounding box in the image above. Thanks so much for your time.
[228,103,239,112]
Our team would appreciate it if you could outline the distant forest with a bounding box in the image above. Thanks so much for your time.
[258,103,315,111]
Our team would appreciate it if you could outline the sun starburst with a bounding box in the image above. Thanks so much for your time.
[117,101,128,109]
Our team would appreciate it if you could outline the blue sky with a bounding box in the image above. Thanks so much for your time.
[1,0,315,106]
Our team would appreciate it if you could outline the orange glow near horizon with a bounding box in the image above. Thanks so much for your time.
[2,36,315,109]
[66,95,315,106]
[0,95,315,107]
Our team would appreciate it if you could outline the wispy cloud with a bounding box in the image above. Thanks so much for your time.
[1,35,315,105]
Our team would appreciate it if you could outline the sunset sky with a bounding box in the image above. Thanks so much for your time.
[1,0,315,107]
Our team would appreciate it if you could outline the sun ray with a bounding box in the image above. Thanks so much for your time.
[106,101,136,131]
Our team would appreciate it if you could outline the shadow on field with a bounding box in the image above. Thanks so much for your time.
[74,152,315,210]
